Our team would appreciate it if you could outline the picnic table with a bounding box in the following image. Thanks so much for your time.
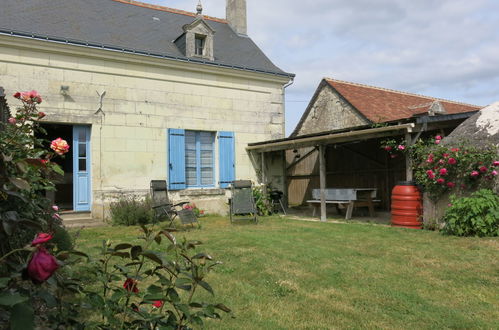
[307,188,378,220]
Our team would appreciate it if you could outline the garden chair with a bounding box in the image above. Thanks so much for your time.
[229,180,258,224]
[150,180,193,227]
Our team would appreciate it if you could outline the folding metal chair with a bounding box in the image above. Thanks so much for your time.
[150,180,189,227]
[229,180,258,224]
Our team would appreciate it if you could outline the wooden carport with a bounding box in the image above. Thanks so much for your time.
[247,112,476,222]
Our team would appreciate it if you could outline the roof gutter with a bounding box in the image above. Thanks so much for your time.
[0,29,295,79]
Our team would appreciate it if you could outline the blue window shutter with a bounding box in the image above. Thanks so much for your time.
[168,128,186,190]
[218,131,235,188]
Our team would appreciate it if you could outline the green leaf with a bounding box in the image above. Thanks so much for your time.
[131,245,143,260]
[0,278,10,289]
[160,231,177,245]
[141,251,163,265]
[9,177,31,190]
[52,164,64,176]
[198,280,214,295]
[192,253,213,260]
[115,243,133,251]
[0,292,28,306]
[214,303,231,313]
[10,302,34,330]
[147,284,164,294]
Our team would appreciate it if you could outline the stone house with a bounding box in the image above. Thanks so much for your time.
[248,78,481,218]
[0,0,294,219]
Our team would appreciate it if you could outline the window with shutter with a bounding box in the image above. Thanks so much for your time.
[168,129,233,190]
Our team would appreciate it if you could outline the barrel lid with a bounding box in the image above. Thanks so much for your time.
[397,181,416,186]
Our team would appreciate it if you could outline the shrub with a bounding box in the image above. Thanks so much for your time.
[442,189,499,237]
[80,225,231,328]
[109,194,154,226]
[252,185,271,216]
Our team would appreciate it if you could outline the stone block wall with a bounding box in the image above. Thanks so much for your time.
[0,36,289,219]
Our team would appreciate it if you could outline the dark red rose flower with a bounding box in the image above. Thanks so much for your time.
[152,300,163,308]
[27,247,59,283]
[31,233,53,246]
[13,92,21,99]
[123,278,139,293]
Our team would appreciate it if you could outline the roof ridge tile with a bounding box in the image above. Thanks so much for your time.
[325,77,480,108]
[111,0,228,23]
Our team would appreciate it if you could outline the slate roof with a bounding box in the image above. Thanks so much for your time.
[0,0,292,77]
[326,78,481,123]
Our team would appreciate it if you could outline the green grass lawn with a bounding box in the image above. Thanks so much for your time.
[75,216,499,329]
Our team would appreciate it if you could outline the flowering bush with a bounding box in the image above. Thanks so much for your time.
[409,137,498,200]
[0,91,83,328]
[380,138,406,158]
[183,203,204,217]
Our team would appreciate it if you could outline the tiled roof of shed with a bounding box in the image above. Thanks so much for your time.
[0,0,292,77]
[326,79,481,123]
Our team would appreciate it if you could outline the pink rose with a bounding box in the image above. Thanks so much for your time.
[8,117,16,124]
[435,135,442,140]
[435,140,441,144]
[27,247,59,283]
[123,278,139,293]
[37,112,46,119]
[439,168,448,176]
[447,203,453,207]
[446,182,455,188]
[470,171,479,177]
[479,166,487,173]
[443,153,449,158]
[492,170,498,176]
[448,158,457,165]
[451,148,459,152]
[52,205,59,212]
[50,138,70,155]
[397,145,405,151]
[390,154,397,158]
[52,213,62,220]
[426,170,435,179]
[438,159,445,165]
[31,233,53,246]
[492,161,499,167]
[436,178,445,184]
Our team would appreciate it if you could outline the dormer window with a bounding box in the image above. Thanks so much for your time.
[174,17,215,61]
[195,35,206,56]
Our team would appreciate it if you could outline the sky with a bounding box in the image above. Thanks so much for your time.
[140,0,499,135]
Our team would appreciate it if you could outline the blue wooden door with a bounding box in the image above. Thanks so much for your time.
[73,126,91,211]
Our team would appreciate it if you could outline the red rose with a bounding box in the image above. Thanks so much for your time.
[13,92,21,99]
[38,112,46,119]
[123,278,139,293]
[436,178,445,184]
[448,158,457,165]
[27,247,59,283]
[31,233,53,246]
[439,168,448,176]
[446,182,455,188]
[479,166,487,173]
[152,300,163,308]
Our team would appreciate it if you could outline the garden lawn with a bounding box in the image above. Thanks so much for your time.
[75,216,499,329]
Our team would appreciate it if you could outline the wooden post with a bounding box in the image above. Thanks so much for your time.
[405,132,413,182]
[260,152,266,184]
[319,144,327,222]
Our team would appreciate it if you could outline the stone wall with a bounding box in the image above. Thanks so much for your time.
[0,36,288,219]
[295,85,368,136]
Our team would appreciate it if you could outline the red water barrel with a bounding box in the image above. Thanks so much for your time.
[391,181,423,229]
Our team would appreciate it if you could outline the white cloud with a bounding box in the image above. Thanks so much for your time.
[142,0,499,134]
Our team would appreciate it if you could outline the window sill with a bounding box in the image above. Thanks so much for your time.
[179,188,226,196]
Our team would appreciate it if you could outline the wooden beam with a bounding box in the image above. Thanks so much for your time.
[261,152,266,184]
[319,144,327,222]
[405,132,413,181]
[286,147,317,171]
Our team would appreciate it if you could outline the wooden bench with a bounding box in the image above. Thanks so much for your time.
[307,188,380,220]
